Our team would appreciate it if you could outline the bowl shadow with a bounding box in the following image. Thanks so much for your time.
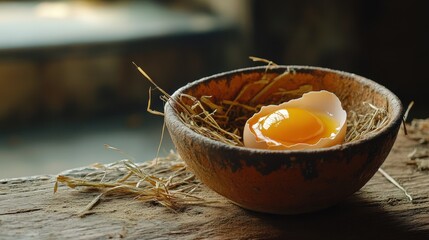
[243,194,428,240]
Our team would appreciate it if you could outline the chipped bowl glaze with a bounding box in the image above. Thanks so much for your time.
[164,66,403,214]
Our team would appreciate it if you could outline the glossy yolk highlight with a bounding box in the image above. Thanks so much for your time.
[251,107,339,146]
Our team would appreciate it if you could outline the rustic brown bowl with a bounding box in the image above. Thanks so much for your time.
[164,66,403,214]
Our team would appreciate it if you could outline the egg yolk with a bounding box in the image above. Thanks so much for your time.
[251,107,339,146]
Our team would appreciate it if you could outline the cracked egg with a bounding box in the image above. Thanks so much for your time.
[244,90,347,150]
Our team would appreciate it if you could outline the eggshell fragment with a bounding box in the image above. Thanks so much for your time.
[243,90,347,150]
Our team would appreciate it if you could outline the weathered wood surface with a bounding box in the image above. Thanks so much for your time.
[1,121,429,240]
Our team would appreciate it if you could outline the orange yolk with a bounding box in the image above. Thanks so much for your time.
[251,108,339,146]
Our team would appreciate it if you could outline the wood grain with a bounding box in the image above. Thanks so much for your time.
[1,124,428,239]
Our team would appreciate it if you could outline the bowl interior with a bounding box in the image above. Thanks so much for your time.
[171,66,402,144]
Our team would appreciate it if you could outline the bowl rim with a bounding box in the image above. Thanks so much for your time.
[164,65,404,155]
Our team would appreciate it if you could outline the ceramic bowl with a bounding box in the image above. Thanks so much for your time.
[164,66,403,214]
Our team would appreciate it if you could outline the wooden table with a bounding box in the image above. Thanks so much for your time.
[1,120,428,239]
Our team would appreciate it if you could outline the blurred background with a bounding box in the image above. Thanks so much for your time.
[0,0,427,178]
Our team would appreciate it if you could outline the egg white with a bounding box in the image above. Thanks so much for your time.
[243,90,347,150]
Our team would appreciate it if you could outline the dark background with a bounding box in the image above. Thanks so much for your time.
[0,0,427,177]
[252,0,427,117]
[1,0,427,127]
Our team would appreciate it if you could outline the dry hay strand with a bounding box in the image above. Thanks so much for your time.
[55,149,218,216]
[345,102,389,142]
[404,117,429,171]
[406,147,429,171]
[405,118,429,144]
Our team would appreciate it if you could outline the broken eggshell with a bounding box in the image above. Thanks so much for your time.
[243,90,347,150]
